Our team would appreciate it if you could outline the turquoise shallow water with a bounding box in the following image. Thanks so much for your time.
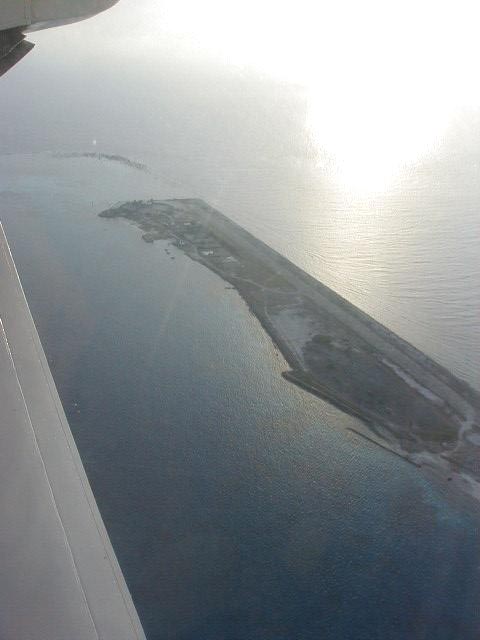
[1,157,479,639]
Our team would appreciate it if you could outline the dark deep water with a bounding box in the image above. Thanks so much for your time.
[1,178,479,639]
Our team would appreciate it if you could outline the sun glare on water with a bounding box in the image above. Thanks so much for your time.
[141,0,480,192]
[54,0,480,192]
[305,96,452,192]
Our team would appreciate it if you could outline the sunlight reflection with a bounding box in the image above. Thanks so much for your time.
[306,98,451,192]
[131,0,478,191]
[31,0,480,191]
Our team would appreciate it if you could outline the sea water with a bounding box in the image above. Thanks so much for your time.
[1,26,480,639]
[0,154,479,639]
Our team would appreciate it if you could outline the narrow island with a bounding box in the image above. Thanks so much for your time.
[100,199,480,501]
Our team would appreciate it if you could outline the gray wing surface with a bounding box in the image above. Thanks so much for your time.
[0,223,146,640]
[0,27,34,78]
[1,1,120,76]
[1,0,119,32]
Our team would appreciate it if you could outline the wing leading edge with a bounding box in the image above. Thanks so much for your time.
[0,224,146,640]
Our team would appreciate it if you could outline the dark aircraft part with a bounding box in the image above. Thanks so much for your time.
[0,27,34,77]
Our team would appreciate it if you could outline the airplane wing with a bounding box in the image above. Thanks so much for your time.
[1,1,119,76]
[0,224,146,640]
[1,0,119,32]
[0,27,34,77]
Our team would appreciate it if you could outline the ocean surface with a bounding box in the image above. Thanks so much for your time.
[1,152,480,639]
[1,12,480,639]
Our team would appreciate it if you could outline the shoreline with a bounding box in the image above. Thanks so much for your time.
[99,198,480,503]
